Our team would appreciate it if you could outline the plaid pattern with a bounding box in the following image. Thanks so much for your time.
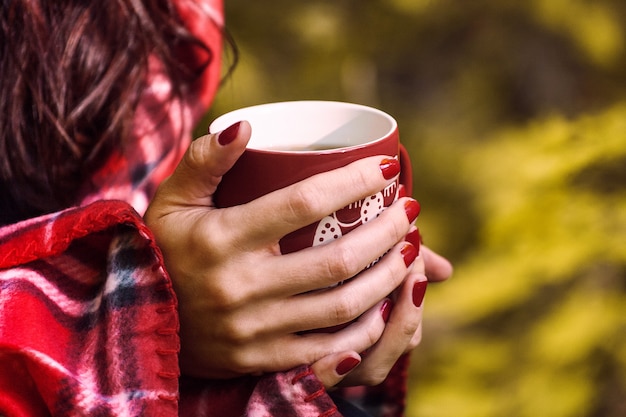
[0,201,407,417]
[0,201,180,416]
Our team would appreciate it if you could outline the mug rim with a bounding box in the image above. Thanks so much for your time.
[209,100,398,155]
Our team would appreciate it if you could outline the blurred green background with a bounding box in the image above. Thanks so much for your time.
[200,1,626,416]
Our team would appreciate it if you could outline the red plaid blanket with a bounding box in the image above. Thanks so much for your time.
[0,202,180,416]
[0,201,407,416]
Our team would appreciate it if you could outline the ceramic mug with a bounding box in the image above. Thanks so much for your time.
[211,100,412,255]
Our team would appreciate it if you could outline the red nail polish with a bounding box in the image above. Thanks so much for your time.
[412,281,428,307]
[401,243,418,267]
[217,121,241,146]
[404,199,421,223]
[381,299,393,323]
[380,158,400,180]
[405,229,421,256]
[336,357,361,376]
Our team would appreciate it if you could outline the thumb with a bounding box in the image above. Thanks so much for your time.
[163,120,251,206]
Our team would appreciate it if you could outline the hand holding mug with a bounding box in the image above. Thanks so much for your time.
[145,120,420,381]
[211,101,413,256]
[145,101,452,388]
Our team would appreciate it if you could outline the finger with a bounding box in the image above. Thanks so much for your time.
[300,298,390,363]
[341,270,427,387]
[405,321,423,354]
[422,245,453,282]
[214,243,404,348]
[311,352,362,389]
[404,226,453,282]
[219,156,402,246]
[266,241,417,334]
[310,298,393,388]
[173,201,418,344]
[247,197,420,297]
[241,298,389,375]
[158,121,252,207]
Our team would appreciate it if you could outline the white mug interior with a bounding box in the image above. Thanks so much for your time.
[209,101,397,153]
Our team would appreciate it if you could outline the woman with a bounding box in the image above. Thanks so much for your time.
[0,0,452,416]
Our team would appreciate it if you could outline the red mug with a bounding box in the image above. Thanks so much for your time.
[211,101,412,255]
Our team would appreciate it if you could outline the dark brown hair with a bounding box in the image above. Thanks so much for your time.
[0,0,216,224]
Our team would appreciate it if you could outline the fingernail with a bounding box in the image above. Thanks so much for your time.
[336,357,361,376]
[401,243,418,267]
[404,199,421,223]
[405,229,421,256]
[381,299,393,323]
[412,280,428,307]
[217,121,241,146]
[380,158,400,180]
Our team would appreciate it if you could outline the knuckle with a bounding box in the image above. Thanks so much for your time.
[184,139,208,169]
[285,182,325,221]
[221,347,257,374]
[330,294,361,324]
[364,322,384,347]
[360,368,390,386]
[407,330,423,350]
[400,317,420,339]
[398,308,421,342]
[217,314,257,346]
[193,213,232,254]
[205,279,248,312]
[324,241,361,279]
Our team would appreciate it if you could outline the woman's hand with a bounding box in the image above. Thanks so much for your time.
[311,227,452,389]
[145,121,451,384]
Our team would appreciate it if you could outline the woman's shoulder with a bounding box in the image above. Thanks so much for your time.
[0,200,146,269]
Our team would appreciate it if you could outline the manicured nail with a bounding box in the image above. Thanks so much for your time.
[405,229,421,256]
[381,299,393,323]
[336,357,361,376]
[401,243,418,267]
[412,280,428,307]
[404,199,421,223]
[217,121,241,146]
[380,158,400,180]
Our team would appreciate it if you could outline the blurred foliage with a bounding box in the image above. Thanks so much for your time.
[411,106,626,417]
[200,0,626,416]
